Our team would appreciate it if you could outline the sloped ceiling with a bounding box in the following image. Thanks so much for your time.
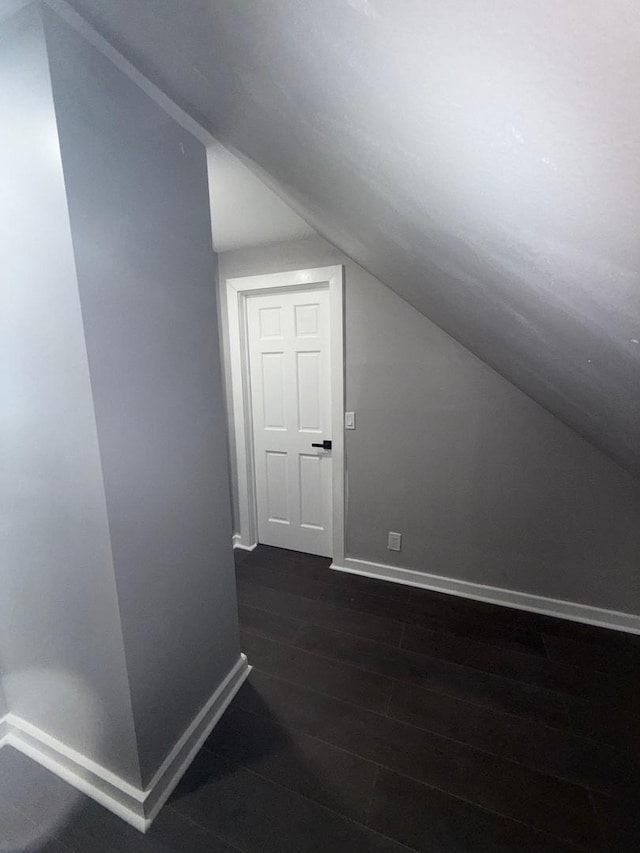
[66,0,640,475]
[207,142,314,252]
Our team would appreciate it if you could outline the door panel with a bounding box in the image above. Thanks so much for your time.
[265,451,289,522]
[258,305,283,338]
[296,351,322,432]
[260,352,286,429]
[247,288,332,556]
[294,303,319,336]
[299,453,323,528]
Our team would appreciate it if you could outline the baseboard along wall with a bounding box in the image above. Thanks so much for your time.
[331,557,640,635]
[0,653,251,832]
[232,534,257,552]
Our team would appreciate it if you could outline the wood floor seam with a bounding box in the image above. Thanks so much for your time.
[201,700,382,766]
[301,622,622,709]
[245,665,625,798]
[262,626,573,721]
[164,805,248,853]
[365,765,381,825]
[240,624,577,733]
[204,759,419,852]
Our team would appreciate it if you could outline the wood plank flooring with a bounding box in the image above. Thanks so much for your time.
[2,544,639,851]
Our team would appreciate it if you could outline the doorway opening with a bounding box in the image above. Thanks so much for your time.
[225,266,344,562]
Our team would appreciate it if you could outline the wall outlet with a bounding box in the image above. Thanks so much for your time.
[387,531,402,552]
[345,411,356,430]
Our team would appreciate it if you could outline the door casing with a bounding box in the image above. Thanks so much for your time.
[225,265,345,563]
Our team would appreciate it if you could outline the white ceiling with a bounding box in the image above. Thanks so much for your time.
[0,0,314,256]
[206,142,314,253]
[0,0,28,22]
[63,0,640,475]
[3,0,640,473]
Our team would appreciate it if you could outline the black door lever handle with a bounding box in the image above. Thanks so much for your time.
[311,440,332,450]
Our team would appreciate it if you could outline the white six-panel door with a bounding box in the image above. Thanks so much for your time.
[246,288,332,557]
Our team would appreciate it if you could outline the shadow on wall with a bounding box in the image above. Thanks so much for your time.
[0,668,100,850]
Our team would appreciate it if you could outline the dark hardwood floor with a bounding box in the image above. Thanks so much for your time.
[2,545,639,851]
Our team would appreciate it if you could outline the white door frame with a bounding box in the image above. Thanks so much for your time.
[226,266,345,563]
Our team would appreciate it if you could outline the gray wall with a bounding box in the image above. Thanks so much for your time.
[0,673,7,719]
[219,236,640,614]
[44,9,240,785]
[0,5,141,784]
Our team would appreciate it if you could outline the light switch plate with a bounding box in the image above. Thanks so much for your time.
[345,412,356,430]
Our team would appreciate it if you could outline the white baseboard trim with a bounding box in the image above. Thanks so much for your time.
[331,557,640,635]
[0,653,251,832]
[3,714,149,830]
[232,533,257,551]
[142,653,251,825]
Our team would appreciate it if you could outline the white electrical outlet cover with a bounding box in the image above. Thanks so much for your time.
[387,532,402,551]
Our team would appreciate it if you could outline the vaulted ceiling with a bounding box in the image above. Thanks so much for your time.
[67,0,640,475]
[206,142,314,252]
